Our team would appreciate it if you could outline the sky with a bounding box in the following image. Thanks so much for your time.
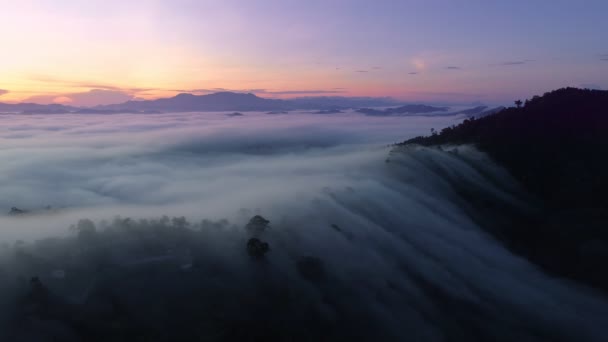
[0,0,607,106]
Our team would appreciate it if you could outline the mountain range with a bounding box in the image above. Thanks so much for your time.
[0,91,496,115]
[0,92,402,114]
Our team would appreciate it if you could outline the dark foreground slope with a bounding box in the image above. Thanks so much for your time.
[400,87,608,291]
[4,164,608,341]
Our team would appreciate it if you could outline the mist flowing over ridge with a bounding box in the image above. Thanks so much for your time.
[401,87,608,292]
[0,108,607,341]
[2,0,607,339]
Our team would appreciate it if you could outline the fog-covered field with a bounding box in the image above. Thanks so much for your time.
[1,111,606,341]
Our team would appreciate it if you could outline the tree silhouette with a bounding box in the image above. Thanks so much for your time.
[514,99,523,108]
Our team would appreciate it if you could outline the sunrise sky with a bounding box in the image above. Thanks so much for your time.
[1,0,607,106]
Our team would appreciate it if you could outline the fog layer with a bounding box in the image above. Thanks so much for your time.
[0,111,606,341]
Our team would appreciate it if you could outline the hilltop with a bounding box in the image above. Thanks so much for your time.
[401,87,608,209]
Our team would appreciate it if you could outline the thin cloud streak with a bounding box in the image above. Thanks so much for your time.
[490,60,536,66]
[266,90,345,95]
[171,88,347,96]
[28,75,130,91]
[25,89,134,107]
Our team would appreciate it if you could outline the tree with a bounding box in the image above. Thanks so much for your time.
[515,100,523,108]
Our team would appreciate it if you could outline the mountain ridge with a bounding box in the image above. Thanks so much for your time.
[0,91,492,114]
[0,91,509,114]
[399,87,608,292]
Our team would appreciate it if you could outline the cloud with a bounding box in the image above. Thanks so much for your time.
[0,112,460,213]
[408,72,418,75]
[490,59,536,66]
[23,94,67,105]
[246,89,346,96]
[29,75,132,91]
[0,112,607,340]
[446,66,462,70]
[25,75,159,104]
[411,58,427,71]
[170,88,229,94]
[355,70,369,73]
[53,96,73,104]
[258,89,346,95]
[25,89,134,107]
[372,66,382,70]
[0,89,8,96]
[172,88,347,96]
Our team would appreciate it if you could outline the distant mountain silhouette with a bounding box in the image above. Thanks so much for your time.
[0,103,163,114]
[288,96,399,109]
[313,109,343,114]
[1,92,504,115]
[1,92,471,114]
[357,105,506,117]
[400,87,608,292]
[96,92,402,112]
[71,108,122,114]
[357,104,448,116]
[0,103,75,114]
[97,92,292,112]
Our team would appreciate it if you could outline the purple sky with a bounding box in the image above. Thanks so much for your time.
[0,0,607,105]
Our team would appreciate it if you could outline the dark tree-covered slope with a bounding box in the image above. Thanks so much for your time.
[399,87,608,292]
[401,87,608,210]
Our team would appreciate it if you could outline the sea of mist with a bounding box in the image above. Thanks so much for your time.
[0,110,606,341]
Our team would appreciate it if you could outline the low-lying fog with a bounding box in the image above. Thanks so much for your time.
[1,110,606,341]
[0,110,461,240]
